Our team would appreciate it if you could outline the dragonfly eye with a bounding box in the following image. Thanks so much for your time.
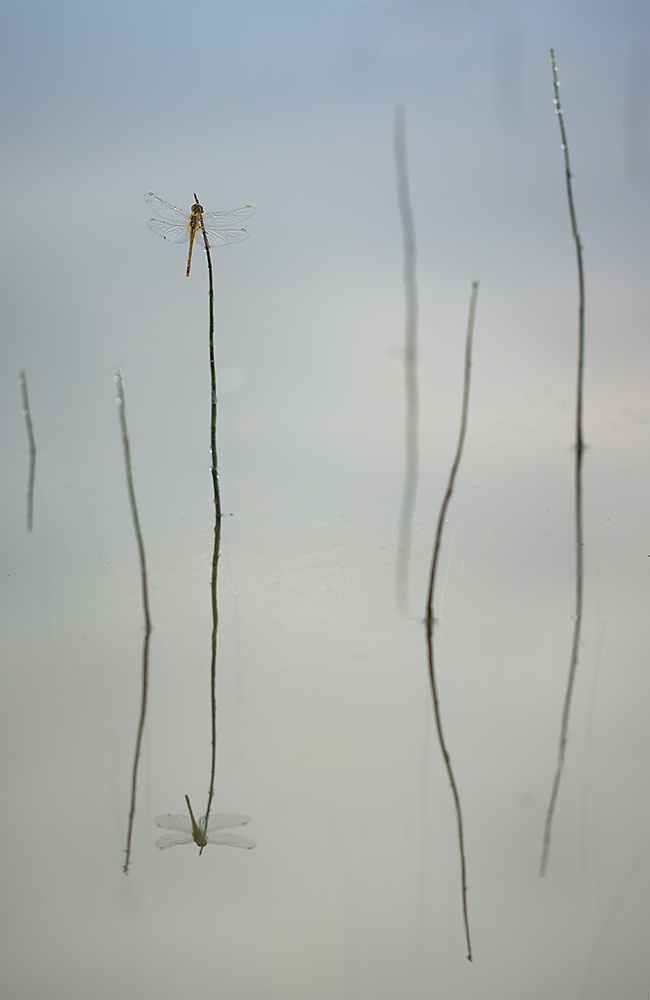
[192,202,203,213]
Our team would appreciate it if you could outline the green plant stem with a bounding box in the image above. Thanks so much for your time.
[197,197,221,843]
[116,368,152,875]
[425,281,479,962]
[540,50,586,878]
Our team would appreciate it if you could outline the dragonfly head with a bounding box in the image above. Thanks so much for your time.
[192,193,203,213]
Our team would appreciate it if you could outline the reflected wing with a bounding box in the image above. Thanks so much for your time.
[155,832,194,849]
[201,206,256,227]
[196,227,250,249]
[207,832,257,849]
[199,813,250,832]
[154,813,193,833]
[147,219,192,243]
[144,192,190,224]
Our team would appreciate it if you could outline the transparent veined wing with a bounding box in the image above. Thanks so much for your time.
[201,206,256,227]
[154,813,193,833]
[207,832,257,849]
[144,192,191,224]
[196,227,250,249]
[199,813,250,832]
[147,218,193,243]
[156,832,194,849]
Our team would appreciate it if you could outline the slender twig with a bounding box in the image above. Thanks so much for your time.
[116,369,153,874]
[394,105,420,615]
[19,371,36,532]
[540,50,586,878]
[196,195,221,845]
[425,281,479,962]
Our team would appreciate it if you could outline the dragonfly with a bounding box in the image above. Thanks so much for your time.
[154,795,256,851]
[145,192,256,277]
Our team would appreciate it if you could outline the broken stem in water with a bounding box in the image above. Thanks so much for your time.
[19,371,36,532]
[394,104,420,615]
[117,368,153,875]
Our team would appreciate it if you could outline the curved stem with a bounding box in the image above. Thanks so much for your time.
[540,50,586,877]
[424,281,479,962]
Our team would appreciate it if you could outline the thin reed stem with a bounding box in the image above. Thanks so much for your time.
[540,50,586,878]
[425,281,479,963]
[196,195,221,841]
[394,105,420,615]
[19,371,36,532]
[116,368,153,874]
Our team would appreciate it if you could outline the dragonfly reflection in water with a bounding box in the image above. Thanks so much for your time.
[145,192,256,277]
[154,795,256,851]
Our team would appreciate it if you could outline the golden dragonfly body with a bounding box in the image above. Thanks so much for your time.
[154,795,256,850]
[145,192,256,276]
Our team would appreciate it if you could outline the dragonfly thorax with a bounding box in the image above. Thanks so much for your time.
[192,825,208,848]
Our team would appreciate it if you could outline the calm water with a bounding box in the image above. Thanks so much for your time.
[1,2,649,998]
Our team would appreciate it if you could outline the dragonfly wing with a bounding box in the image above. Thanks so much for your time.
[155,832,194,849]
[197,227,250,249]
[147,219,191,243]
[154,813,193,833]
[201,206,256,227]
[200,813,250,832]
[144,192,190,224]
[207,832,257,849]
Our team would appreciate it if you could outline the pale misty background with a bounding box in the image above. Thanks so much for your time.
[1,1,649,998]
